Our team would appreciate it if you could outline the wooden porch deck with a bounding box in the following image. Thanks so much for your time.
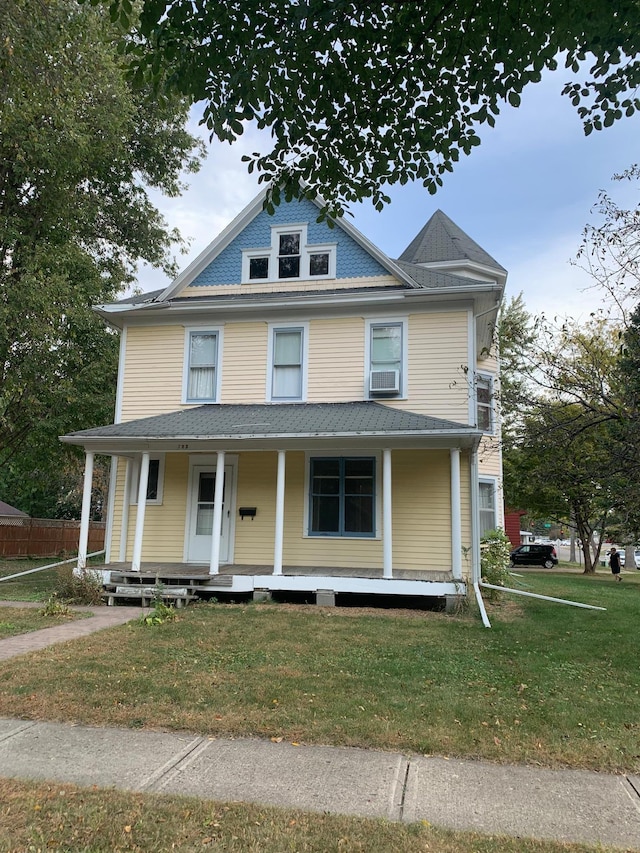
[98,562,463,609]
[102,562,454,583]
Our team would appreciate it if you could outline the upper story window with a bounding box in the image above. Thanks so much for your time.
[242,224,336,283]
[278,232,301,278]
[184,329,221,403]
[476,373,494,432]
[269,325,306,401]
[366,319,407,398]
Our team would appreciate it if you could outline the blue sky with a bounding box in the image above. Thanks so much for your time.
[140,70,639,320]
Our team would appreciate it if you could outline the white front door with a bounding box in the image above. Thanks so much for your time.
[187,465,233,563]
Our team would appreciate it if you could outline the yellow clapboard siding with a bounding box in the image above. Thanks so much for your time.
[121,326,185,421]
[307,318,366,402]
[122,454,190,563]
[406,312,470,421]
[106,449,476,576]
[220,322,268,403]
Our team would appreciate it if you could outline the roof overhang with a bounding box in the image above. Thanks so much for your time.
[61,430,482,455]
[60,402,483,455]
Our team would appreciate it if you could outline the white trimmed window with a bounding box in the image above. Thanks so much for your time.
[309,456,376,537]
[366,319,407,398]
[184,329,221,403]
[130,455,165,505]
[242,224,336,283]
[268,325,306,401]
[478,479,497,536]
[476,373,494,432]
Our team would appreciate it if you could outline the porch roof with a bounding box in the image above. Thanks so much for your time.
[61,402,482,452]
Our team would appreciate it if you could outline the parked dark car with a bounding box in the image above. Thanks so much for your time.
[509,544,558,568]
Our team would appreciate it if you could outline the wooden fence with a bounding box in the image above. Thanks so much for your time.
[0,516,105,557]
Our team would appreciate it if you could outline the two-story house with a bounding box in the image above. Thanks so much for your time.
[62,188,506,608]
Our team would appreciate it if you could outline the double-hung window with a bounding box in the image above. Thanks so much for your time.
[309,457,375,537]
[367,320,405,397]
[478,479,497,536]
[270,326,304,400]
[185,331,219,403]
[130,456,164,505]
[277,232,301,279]
[476,374,494,432]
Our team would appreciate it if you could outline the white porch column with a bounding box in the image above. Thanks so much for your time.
[470,449,481,583]
[450,448,462,580]
[209,450,226,576]
[77,450,94,570]
[382,448,393,579]
[131,452,150,573]
[273,450,286,576]
[119,457,132,563]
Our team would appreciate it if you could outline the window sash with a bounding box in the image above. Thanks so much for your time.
[310,457,375,537]
[272,328,303,399]
[476,375,493,431]
[479,481,496,536]
[188,332,217,401]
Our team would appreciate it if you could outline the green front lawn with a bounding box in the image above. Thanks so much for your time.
[0,558,61,601]
[0,605,86,639]
[0,571,637,772]
[0,778,619,853]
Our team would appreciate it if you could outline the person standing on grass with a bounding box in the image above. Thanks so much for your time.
[609,547,622,582]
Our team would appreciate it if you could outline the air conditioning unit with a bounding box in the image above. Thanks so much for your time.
[369,369,400,395]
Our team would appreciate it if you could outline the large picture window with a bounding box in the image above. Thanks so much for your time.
[309,457,375,537]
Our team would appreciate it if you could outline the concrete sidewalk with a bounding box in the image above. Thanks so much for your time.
[1,718,639,849]
[0,601,639,849]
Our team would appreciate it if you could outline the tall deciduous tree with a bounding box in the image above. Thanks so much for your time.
[103,0,640,214]
[0,0,203,517]
[502,316,623,571]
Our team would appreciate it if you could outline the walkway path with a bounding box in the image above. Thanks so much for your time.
[0,600,143,661]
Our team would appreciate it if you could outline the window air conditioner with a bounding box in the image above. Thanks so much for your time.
[369,369,400,394]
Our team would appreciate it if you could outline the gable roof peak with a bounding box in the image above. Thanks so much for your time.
[399,209,506,274]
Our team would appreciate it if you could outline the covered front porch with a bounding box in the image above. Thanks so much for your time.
[62,402,484,606]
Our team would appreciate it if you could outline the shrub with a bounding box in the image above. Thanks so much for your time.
[56,566,104,606]
[480,528,512,602]
[140,601,177,626]
[39,594,70,617]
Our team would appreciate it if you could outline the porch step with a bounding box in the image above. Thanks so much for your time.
[102,585,197,608]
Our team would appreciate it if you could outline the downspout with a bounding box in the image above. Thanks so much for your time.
[470,447,491,628]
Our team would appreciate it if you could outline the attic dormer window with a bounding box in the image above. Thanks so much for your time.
[249,256,269,280]
[242,224,336,283]
[278,232,301,278]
